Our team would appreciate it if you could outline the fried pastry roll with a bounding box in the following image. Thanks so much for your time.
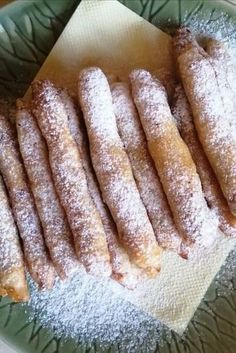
[111,82,183,254]
[78,67,162,277]
[0,175,29,301]
[174,27,236,216]
[0,115,55,289]
[130,69,218,248]
[173,85,236,237]
[60,89,139,287]
[16,100,79,279]
[31,80,111,277]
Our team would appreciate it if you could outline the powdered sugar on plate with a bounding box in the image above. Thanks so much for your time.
[27,270,164,351]
[182,9,236,54]
[27,230,235,349]
[19,4,236,348]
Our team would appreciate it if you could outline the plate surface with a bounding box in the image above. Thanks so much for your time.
[0,1,236,352]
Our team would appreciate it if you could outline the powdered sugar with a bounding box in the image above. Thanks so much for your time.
[172,84,236,238]
[78,69,119,144]
[27,232,235,349]
[15,3,236,346]
[78,67,161,275]
[111,82,182,253]
[32,80,111,278]
[28,270,163,351]
[0,115,55,289]
[16,102,79,279]
[183,10,236,50]
[60,89,139,288]
[0,175,23,271]
[130,69,219,248]
[206,39,236,138]
[175,29,236,213]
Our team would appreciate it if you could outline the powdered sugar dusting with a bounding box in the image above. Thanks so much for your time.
[0,115,55,289]
[173,85,236,238]
[78,67,161,276]
[206,39,236,137]
[130,69,219,248]
[111,82,182,253]
[60,89,139,288]
[28,270,164,351]
[175,29,236,213]
[16,101,79,279]
[31,80,111,278]
[0,175,23,271]
[27,232,235,349]
[183,10,236,51]
[0,174,29,300]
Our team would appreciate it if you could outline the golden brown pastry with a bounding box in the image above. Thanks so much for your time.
[111,81,184,255]
[78,67,162,277]
[174,27,236,216]
[60,89,139,287]
[31,80,111,277]
[130,69,219,248]
[0,115,55,289]
[16,100,79,279]
[173,84,236,237]
[0,175,29,301]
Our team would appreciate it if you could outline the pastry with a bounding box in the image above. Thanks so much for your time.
[0,175,29,301]
[130,69,218,248]
[16,100,79,279]
[60,89,139,287]
[173,84,236,237]
[0,115,55,289]
[111,81,183,255]
[31,80,111,277]
[174,27,236,216]
[78,67,162,277]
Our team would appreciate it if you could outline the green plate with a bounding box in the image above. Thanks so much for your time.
[0,0,236,352]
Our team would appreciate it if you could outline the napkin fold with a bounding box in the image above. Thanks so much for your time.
[30,0,173,94]
[27,0,236,333]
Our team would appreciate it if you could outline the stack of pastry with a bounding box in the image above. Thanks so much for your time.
[0,27,235,302]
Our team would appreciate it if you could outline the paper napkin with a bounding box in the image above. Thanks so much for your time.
[27,0,236,334]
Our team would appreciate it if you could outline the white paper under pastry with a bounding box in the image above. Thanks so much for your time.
[28,0,173,95]
[26,0,236,334]
[125,233,235,333]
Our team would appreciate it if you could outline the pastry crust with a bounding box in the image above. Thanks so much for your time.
[31,80,111,277]
[173,85,236,237]
[78,67,162,277]
[0,115,55,289]
[174,27,236,216]
[130,69,218,248]
[60,89,139,287]
[16,100,79,279]
[0,175,29,301]
[111,82,183,255]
